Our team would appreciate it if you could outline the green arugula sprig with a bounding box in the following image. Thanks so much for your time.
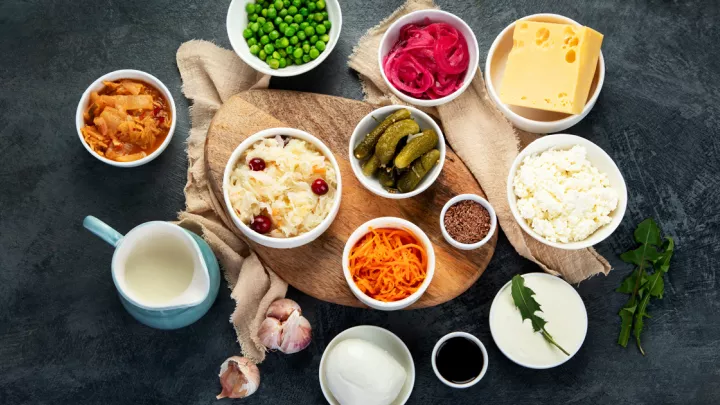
[511,275,570,356]
[617,218,674,355]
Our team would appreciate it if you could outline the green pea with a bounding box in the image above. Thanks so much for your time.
[290,22,299,30]
[267,58,280,69]
[274,0,283,9]
[321,11,328,18]
[279,9,288,17]
[310,35,318,44]
[293,14,303,23]
[315,40,326,51]
[286,45,294,54]
[243,28,253,39]
[250,22,260,32]
[246,3,256,13]
[300,22,309,29]
[279,58,287,68]
[297,31,307,40]
[279,49,287,57]
[261,8,268,17]
[259,49,267,60]
[247,37,257,46]
[292,0,301,7]
[299,7,308,17]
[304,26,315,36]
[314,13,324,22]
[309,47,320,59]
[269,30,280,40]
[310,21,317,27]
[258,27,265,36]
[288,5,298,15]
[320,34,329,43]
[283,0,290,7]
[292,57,300,65]
[257,16,266,24]
[317,0,325,10]
[302,54,311,63]
[286,57,293,66]
[272,51,281,59]
[274,16,283,25]
[268,8,277,19]
[315,24,326,35]
[308,2,316,12]
[249,44,260,55]
[263,22,274,32]
[278,37,290,48]
[279,22,288,33]
[293,48,304,58]
[260,35,270,45]
[289,35,298,45]
[283,15,292,23]
[302,40,310,46]
[284,27,296,36]
[302,43,310,53]
[323,20,331,30]
[262,44,273,54]
[249,13,258,22]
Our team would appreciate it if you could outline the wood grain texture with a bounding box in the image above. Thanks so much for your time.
[206,90,496,308]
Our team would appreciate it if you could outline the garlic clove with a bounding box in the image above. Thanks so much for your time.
[266,298,302,321]
[258,316,283,351]
[278,310,312,354]
[216,356,260,399]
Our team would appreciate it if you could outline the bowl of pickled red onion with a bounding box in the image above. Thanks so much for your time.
[378,10,479,107]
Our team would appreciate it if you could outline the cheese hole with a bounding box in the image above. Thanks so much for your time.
[544,98,551,104]
[569,37,579,47]
[535,27,550,46]
[558,92,568,99]
[520,23,528,30]
[564,26,576,37]
[521,96,527,100]
[565,49,576,63]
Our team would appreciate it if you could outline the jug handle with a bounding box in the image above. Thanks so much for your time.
[83,216,124,248]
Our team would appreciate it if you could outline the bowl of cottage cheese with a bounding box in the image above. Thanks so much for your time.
[507,134,627,249]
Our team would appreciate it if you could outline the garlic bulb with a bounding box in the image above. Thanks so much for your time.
[216,356,260,399]
[258,298,312,354]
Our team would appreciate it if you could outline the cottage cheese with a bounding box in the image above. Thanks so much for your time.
[513,145,618,243]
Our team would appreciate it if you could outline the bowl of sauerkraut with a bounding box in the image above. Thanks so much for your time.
[223,127,342,249]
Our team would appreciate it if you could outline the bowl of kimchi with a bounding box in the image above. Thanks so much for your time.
[76,69,176,167]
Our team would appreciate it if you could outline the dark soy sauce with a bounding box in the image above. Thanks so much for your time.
[435,337,484,384]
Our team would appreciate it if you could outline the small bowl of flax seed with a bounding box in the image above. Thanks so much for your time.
[440,194,497,250]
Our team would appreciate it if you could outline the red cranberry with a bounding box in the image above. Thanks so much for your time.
[311,178,329,195]
[248,157,266,171]
[250,215,272,234]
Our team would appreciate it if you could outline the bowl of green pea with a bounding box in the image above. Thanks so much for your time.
[227,0,341,76]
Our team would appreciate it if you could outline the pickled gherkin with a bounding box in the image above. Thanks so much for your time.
[397,149,441,193]
[378,168,397,187]
[361,154,381,177]
[374,119,420,166]
[353,108,411,159]
[394,129,439,169]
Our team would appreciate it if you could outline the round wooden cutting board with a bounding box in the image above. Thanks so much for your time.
[206,90,496,308]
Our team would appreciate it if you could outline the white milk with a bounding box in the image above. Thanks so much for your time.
[490,274,587,367]
[124,235,194,305]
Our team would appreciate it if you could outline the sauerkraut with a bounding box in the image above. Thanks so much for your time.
[227,136,338,238]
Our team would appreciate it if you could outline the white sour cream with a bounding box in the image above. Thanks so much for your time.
[489,273,588,368]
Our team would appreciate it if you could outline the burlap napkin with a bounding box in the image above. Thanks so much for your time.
[349,0,611,282]
[175,40,285,364]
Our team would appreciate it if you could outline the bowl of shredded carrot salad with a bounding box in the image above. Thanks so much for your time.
[343,217,435,311]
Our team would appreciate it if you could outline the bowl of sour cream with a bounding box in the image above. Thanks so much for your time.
[489,272,588,369]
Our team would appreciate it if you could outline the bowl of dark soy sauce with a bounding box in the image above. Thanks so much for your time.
[431,332,488,388]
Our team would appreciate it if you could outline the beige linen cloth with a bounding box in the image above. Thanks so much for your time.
[174,0,609,364]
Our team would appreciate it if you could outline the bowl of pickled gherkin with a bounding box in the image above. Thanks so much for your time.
[349,105,446,199]
[227,0,342,76]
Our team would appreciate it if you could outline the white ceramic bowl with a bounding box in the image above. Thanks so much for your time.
[319,325,415,405]
[485,13,605,133]
[378,10,480,107]
[222,127,342,249]
[507,134,627,250]
[431,332,489,388]
[349,105,446,199]
[342,217,435,310]
[439,194,497,250]
[489,272,588,369]
[75,69,177,167]
[227,0,342,77]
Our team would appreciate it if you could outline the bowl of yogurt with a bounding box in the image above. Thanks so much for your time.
[489,272,588,369]
[507,134,627,250]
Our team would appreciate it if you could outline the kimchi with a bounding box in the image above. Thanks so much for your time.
[81,79,172,162]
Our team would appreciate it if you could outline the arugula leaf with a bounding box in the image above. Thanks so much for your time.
[616,219,674,354]
[511,275,570,356]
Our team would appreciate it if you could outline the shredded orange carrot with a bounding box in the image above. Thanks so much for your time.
[312,165,326,174]
[349,227,428,302]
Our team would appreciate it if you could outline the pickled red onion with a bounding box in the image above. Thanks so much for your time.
[383,21,470,100]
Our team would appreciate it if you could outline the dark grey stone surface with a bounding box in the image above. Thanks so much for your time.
[1,0,719,404]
